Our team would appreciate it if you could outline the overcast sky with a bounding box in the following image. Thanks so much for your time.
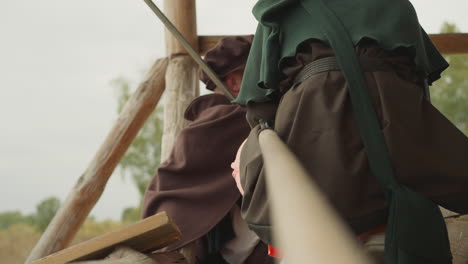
[0,0,467,221]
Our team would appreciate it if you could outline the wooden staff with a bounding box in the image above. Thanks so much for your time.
[258,128,373,263]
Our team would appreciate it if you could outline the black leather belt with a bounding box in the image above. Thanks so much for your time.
[293,56,431,101]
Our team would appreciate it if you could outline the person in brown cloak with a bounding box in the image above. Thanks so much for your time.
[141,35,275,264]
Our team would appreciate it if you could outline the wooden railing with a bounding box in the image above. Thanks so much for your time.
[199,33,468,55]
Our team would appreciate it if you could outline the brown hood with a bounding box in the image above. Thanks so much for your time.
[200,35,254,91]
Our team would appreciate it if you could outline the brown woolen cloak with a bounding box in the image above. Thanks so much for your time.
[239,41,468,246]
[141,94,250,251]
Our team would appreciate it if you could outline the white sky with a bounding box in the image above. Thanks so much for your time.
[0,0,467,220]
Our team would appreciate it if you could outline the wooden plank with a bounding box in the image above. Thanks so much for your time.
[199,34,468,55]
[26,58,169,264]
[32,212,181,264]
[198,36,223,56]
[445,215,468,263]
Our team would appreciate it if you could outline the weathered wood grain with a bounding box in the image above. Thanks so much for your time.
[32,212,180,264]
[164,0,198,56]
[160,56,199,162]
[160,0,199,162]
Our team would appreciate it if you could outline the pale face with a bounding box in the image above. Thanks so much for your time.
[222,69,245,98]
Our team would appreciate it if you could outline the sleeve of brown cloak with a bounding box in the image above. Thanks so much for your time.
[238,125,274,246]
[245,102,278,128]
[141,103,250,251]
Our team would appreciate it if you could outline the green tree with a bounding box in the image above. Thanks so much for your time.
[0,211,26,230]
[121,206,142,223]
[73,218,124,245]
[111,77,164,197]
[430,22,468,135]
[34,197,60,232]
[111,77,164,222]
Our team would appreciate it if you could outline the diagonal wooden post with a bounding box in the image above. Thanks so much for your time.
[160,0,200,162]
[26,58,169,264]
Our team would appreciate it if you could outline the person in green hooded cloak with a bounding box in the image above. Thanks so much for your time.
[235,1,468,263]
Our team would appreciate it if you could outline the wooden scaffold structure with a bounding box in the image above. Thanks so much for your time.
[26,1,468,263]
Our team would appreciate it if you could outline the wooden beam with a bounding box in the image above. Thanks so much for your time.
[430,33,468,54]
[160,0,199,162]
[31,212,180,264]
[26,58,169,264]
[198,34,468,55]
[198,36,222,56]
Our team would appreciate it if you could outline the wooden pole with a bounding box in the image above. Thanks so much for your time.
[160,0,199,162]
[258,129,373,263]
[26,58,169,264]
[143,0,234,100]
[199,36,226,56]
[163,0,198,56]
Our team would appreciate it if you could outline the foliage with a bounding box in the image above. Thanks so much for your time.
[0,218,124,264]
[34,197,61,232]
[111,77,164,197]
[0,223,41,264]
[121,206,142,223]
[430,22,468,135]
[0,211,32,230]
[0,197,60,232]
[72,218,125,245]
